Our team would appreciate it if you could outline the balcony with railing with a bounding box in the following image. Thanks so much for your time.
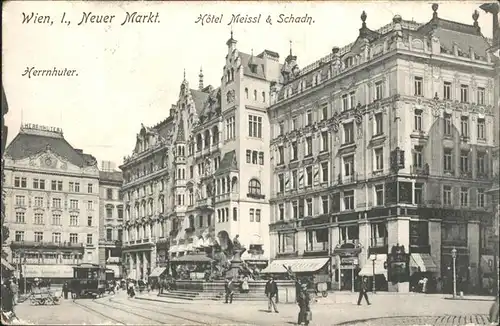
[337,173,358,185]
[10,241,84,250]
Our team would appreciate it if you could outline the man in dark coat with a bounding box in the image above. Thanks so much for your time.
[224,278,234,304]
[264,277,279,313]
[297,282,311,326]
[357,276,371,305]
[62,282,69,299]
[1,279,14,313]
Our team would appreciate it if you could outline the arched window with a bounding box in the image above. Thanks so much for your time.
[233,207,238,221]
[248,179,261,195]
[189,215,195,229]
[262,91,266,103]
[245,88,249,99]
[253,90,257,101]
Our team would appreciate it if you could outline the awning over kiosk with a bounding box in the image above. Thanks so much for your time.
[23,264,74,278]
[260,258,330,274]
[149,267,167,278]
[410,253,438,273]
[358,254,387,278]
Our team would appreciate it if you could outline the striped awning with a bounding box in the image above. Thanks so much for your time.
[358,254,388,278]
[410,253,438,273]
[260,258,330,274]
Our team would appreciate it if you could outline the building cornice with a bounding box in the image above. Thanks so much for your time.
[4,165,100,180]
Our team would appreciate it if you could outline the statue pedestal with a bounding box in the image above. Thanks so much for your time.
[225,248,245,279]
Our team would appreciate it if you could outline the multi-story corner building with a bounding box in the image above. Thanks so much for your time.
[3,123,100,284]
[265,4,497,293]
[98,161,124,278]
[120,33,282,279]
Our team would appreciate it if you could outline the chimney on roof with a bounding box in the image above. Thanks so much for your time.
[198,67,204,91]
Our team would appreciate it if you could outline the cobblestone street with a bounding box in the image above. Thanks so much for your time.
[12,291,494,325]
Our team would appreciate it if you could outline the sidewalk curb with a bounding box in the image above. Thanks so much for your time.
[443,297,495,302]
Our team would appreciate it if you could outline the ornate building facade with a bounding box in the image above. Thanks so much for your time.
[3,124,100,282]
[120,33,282,279]
[265,4,498,293]
[98,163,124,278]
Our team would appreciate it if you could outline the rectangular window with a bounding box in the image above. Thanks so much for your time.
[291,142,298,161]
[248,115,263,138]
[477,119,486,140]
[15,195,25,206]
[117,229,123,241]
[51,180,57,191]
[34,213,44,225]
[460,151,469,173]
[375,184,384,206]
[52,213,61,225]
[255,209,261,222]
[249,208,254,222]
[106,229,113,241]
[87,216,93,227]
[279,121,284,135]
[375,81,383,100]
[413,146,423,168]
[460,84,469,103]
[14,177,20,187]
[460,116,469,137]
[343,122,354,144]
[306,198,313,216]
[343,155,354,177]
[292,117,298,130]
[70,233,78,244]
[292,200,298,218]
[342,94,349,111]
[277,146,284,164]
[414,110,422,131]
[298,199,305,218]
[52,232,61,243]
[349,91,356,108]
[69,182,74,192]
[321,131,328,152]
[374,113,383,135]
[70,214,79,226]
[70,199,79,210]
[443,186,452,205]
[291,170,298,189]
[57,181,63,191]
[306,110,312,126]
[305,136,312,156]
[443,81,452,100]
[87,200,93,210]
[34,232,43,242]
[86,234,93,245]
[343,190,355,210]
[246,150,251,163]
[321,162,329,183]
[444,113,452,135]
[15,212,25,224]
[414,183,423,205]
[74,182,80,192]
[87,183,93,193]
[374,148,384,171]
[278,204,284,221]
[306,166,313,186]
[118,207,123,219]
[477,87,485,105]
[460,187,469,207]
[106,207,113,218]
[33,178,39,189]
[21,177,27,188]
[34,196,44,207]
[278,174,284,193]
[321,195,329,214]
[414,76,423,96]
[321,103,328,120]
[477,188,485,207]
[477,154,486,175]
[106,188,113,200]
[444,149,453,172]
[258,152,264,165]
[39,179,45,190]
[252,151,258,164]
[15,231,24,242]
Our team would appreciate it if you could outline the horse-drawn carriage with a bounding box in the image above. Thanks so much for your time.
[70,263,107,299]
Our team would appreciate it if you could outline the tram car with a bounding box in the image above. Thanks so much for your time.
[71,263,107,298]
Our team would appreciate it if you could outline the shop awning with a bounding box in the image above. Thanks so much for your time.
[260,258,330,274]
[171,254,213,263]
[410,253,438,273]
[149,267,167,278]
[1,258,15,271]
[480,255,499,274]
[23,264,74,278]
[358,254,387,278]
[106,264,121,278]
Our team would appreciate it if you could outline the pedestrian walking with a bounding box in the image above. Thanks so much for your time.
[241,276,249,294]
[297,282,311,326]
[264,277,279,313]
[224,278,234,304]
[357,276,371,306]
[62,282,69,299]
[10,278,19,306]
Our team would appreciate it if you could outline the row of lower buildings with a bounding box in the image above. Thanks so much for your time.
[2,3,499,293]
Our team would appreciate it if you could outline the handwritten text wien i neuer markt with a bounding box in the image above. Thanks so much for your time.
[21,11,161,26]
[195,13,315,26]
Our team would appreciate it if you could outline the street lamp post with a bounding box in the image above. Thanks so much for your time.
[371,254,377,294]
[451,247,457,298]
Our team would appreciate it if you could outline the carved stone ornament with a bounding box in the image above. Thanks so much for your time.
[357,127,363,139]
[226,90,235,104]
[432,106,441,118]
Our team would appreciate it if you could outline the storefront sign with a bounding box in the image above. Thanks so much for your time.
[341,257,358,265]
[23,265,74,278]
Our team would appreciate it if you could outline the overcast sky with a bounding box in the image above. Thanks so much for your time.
[2,1,495,167]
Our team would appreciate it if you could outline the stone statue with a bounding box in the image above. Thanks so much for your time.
[233,235,243,251]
